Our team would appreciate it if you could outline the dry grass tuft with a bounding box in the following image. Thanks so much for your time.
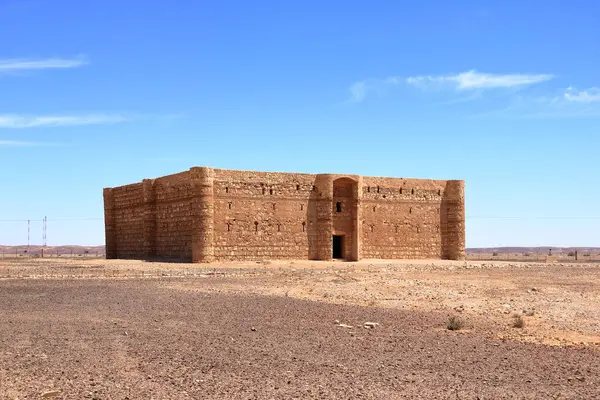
[512,315,525,328]
[447,315,464,331]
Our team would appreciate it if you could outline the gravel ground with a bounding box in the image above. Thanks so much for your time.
[1,278,599,399]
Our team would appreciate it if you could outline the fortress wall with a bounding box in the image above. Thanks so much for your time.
[104,182,147,258]
[211,169,317,261]
[360,177,448,259]
[153,171,194,259]
[104,167,465,262]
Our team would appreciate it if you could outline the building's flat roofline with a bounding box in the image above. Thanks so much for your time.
[104,165,462,190]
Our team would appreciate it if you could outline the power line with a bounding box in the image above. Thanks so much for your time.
[1,216,600,222]
[0,218,104,222]
[466,216,600,220]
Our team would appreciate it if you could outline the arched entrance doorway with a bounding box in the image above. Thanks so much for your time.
[332,177,359,261]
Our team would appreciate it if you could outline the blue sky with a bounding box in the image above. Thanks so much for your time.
[1,0,599,247]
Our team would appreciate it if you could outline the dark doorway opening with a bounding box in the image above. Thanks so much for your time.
[332,235,344,259]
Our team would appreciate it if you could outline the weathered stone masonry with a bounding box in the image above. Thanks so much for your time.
[103,167,465,262]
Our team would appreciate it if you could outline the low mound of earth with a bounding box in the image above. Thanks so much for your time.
[1,274,599,399]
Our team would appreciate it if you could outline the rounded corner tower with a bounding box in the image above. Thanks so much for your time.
[441,180,466,260]
[190,166,215,263]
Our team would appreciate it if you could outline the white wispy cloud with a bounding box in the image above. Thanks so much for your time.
[564,86,600,103]
[405,70,554,91]
[468,89,600,120]
[0,55,88,73]
[0,140,64,147]
[0,140,38,147]
[0,114,130,128]
[348,81,368,103]
[347,70,554,102]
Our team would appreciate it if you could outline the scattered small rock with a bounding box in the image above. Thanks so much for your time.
[364,322,379,328]
[251,327,257,332]
[523,308,536,316]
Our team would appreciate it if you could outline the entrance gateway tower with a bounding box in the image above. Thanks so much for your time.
[103,167,465,262]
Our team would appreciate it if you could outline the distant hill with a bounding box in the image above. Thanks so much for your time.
[0,245,105,256]
[467,247,600,254]
[1,245,598,257]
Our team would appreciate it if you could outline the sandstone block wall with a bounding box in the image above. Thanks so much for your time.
[103,167,465,262]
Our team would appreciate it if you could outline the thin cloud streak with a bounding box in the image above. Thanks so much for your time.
[0,140,65,147]
[0,55,89,73]
[405,70,554,91]
[348,81,368,103]
[564,86,600,103]
[347,69,554,102]
[467,92,600,120]
[0,114,130,128]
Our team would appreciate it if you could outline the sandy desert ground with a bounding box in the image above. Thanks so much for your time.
[1,257,599,399]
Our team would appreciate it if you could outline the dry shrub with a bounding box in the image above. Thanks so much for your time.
[512,315,525,328]
[447,316,464,331]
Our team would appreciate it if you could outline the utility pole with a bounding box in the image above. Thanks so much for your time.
[43,216,47,247]
[42,216,47,258]
[27,220,30,254]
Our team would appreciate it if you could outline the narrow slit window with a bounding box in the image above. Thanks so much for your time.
[395,225,399,233]
[399,187,403,194]
[336,202,342,212]
[254,221,258,232]
[296,184,300,190]
[269,188,273,195]
[409,207,412,214]
[228,202,232,210]
[302,222,306,232]
[227,222,232,232]
[370,225,374,232]
[312,185,317,192]
[367,186,370,193]
[225,187,229,194]
[411,188,415,195]
[438,189,441,196]
[277,224,281,232]
[300,204,304,211]
[262,187,266,195]
[377,186,380,193]
[373,206,376,212]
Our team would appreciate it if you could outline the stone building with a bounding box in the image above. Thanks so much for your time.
[103,166,465,262]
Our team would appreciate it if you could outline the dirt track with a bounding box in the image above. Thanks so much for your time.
[1,259,599,398]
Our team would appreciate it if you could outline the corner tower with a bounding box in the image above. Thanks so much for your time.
[191,166,215,262]
[441,180,466,260]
